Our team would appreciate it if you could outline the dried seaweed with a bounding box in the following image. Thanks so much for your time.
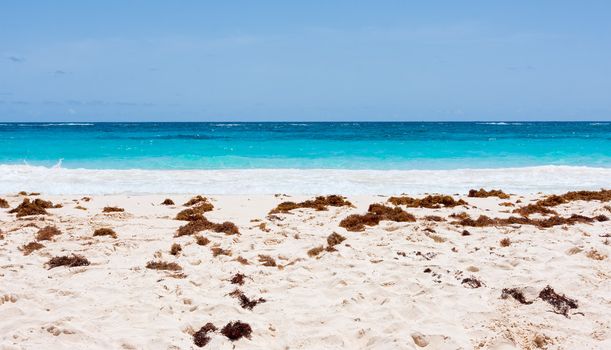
[339,204,416,231]
[453,213,600,228]
[48,255,90,269]
[423,215,445,222]
[307,246,324,257]
[9,198,50,217]
[230,273,246,285]
[93,228,117,239]
[221,321,252,341]
[388,195,467,208]
[161,198,175,205]
[461,277,482,288]
[0,197,9,208]
[512,203,558,217]
[536,189,611,207]
[501,288,533,305]
[175,201,214,220]
[193,323,217,347]
[468,188,510,199]
[184,195,212,207]
[170,243,182,256]
[194,235,210,246]
[176,216,239,236]
[235,256,249,265]
[538,285,578,317]
[270,195,352,214]
[102,206,124,213]
[146,260,182,271]
[36,225,62,241]
[327,232,346,246]
[499,238,511,247]
[20,241,45,255]
[258,254,276,267]
[211,247,232,257]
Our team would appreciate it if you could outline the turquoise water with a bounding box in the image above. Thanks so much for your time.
[0,122,609,170]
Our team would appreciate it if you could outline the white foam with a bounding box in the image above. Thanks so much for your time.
[0,165,609,195]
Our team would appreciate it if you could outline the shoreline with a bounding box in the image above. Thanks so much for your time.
[1,164,610,195]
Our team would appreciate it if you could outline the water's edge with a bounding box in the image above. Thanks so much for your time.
[1,165,609,195]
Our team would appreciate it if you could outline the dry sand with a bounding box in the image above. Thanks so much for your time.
[0,192,610,349]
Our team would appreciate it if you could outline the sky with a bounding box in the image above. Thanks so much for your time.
[1,0,611,121]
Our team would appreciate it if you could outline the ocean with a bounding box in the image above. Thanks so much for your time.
[0,122,610,194]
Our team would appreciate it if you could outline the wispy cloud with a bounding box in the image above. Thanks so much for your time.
[7,56,26,63]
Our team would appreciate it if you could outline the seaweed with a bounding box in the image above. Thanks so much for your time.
[194,235,210,246]
[161,198,175,205]
[176,217,239,236]
[307,246,324,257]
[258,254,276,267]
[461,230,471,236]
[0,197,9,208]
[146,260,182,271]
[536,189,611,207]
[93,228,117,239]
[339,204,416,231]
[453,213,600,228]
[388,195,467,208]
[221,321,252,341]
[230,289,266,310]
[230,273,246,285]
[102,206,124,213]
[327,232,346,246]
[193,323,217,347]
[211,247,232,257]
[9,198,50,217]
[269,195,352,214]
[468,188,510,199]
[235,256,249,265]
[170,243,182,256]
[47,255,90,269]
[499,238,511,247]
[461,277,482,288]
[512,203,558,217]
[501,288,534,305]
[423,215,445,222]
[20,242,45,255]
[184,195,212,207]
[538,285,578,317]
[35,226,62,241]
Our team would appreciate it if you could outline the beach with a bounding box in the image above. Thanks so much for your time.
[1,190,609,349]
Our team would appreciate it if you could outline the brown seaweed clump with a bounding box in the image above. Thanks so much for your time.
[35,226,62,241]
[20,242,45,255]
[0,197,9,208]
[538,285,578,317]
[461,277,483,288]
[536,189,611,207]
[211,247,232,257]
[170,243,182,256]
[453,213,603,228]
[327,232,346,246]
[93,228,117,239]
[468,188,510,199]
[102,206,124,213]
[221,321,252,341]
[9,198,53,217]
[47,255,90,269]
[193,323,217,347]
[161,198,175,205]
[339,204,416,232]
[258,254,276,267]
[146,261,182,271]
[501,288,534,305]
[512,203,558,217]
[230,273,246,285]
[194,235,210,246]
[388,195,467,208]
[307,246,325,257]
[499,238,511,247]
[184,195,212,207]
[230,289,266,310]
[269,195,352,214]
[176,217,239,236]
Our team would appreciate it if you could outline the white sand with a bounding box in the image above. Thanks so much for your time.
[0,192,609,349]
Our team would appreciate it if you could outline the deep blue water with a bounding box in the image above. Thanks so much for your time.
[0,122,609,169]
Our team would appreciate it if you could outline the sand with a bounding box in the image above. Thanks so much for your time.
[0,192,609,349]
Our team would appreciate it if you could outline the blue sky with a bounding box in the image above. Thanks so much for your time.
[1,1,610,121]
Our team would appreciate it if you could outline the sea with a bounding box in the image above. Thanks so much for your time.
[0,122,609,194]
